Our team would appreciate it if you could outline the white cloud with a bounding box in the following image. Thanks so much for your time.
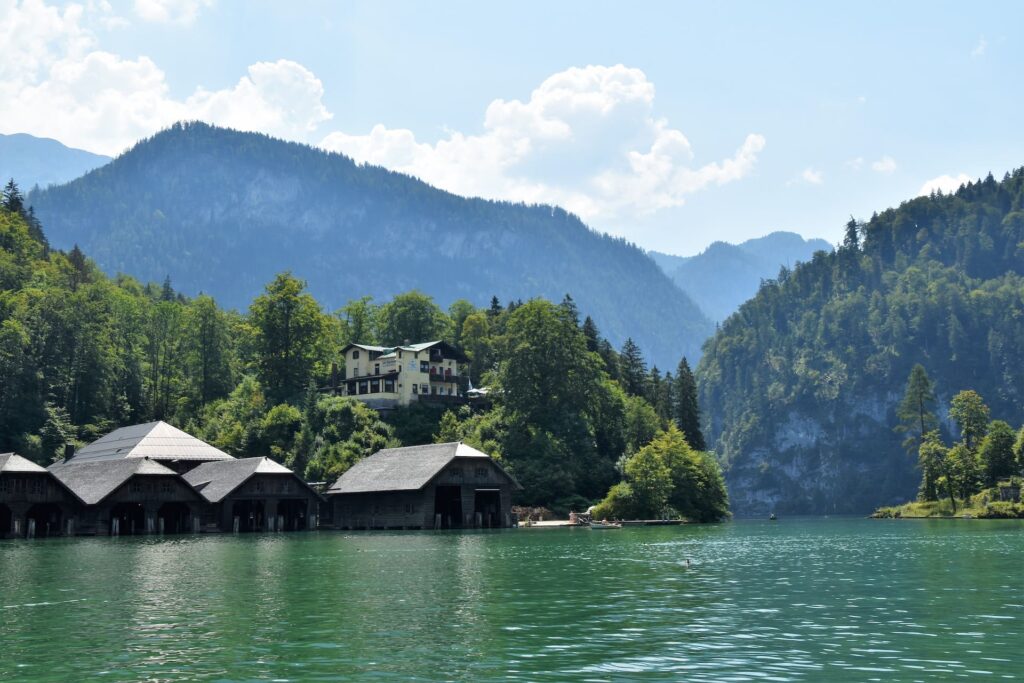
[132,0,211,25]
[0,1,331,155]
[918,173,972,196]
[789,167,823,185]
[971,36,988,58]
[871,155,896,174]
[321,64,764,222]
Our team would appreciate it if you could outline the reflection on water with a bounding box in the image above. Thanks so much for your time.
[0,519,1021,681]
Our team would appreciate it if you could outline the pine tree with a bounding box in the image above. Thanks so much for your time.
[3,178,24,213]
[674,357,705,451]
[559,294,579,327]
[487,295,503,319]
[581,316,600,353]
[842,216,860,251]
[619,338,648,397]
[896,364,938,455]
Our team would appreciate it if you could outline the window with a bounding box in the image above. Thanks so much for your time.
[404,503,414,514]
[384,379,395,392]
[412,384,418,394]
[255,480,265,493]
[280,480,292,493]
[29,478,43,495]
[475,468,488,479]
[13,478,24,493]
[352,350,360,359]
[420,360,429,372]
[374,363,380,375]
[161,480,173,494]
[370,379,381,393]
[359,381,369,395]
[131,481,143,493]
[0,478,8,494]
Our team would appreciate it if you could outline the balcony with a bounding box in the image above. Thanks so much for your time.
[427,372,460,383]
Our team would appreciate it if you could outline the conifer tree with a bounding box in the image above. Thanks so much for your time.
[581,316,600,353]
[619,338,648,397]
[674,357,705,451]
[896,364,938,455]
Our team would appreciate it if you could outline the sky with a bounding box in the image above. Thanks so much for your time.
[2,0,1022,255]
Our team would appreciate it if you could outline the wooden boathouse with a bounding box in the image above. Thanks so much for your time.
[0,453,80,538]
[48,458,207,535]
[327,442,519,530]
[184,457,323,532]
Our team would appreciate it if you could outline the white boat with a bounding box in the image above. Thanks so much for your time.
[590,521,622,529]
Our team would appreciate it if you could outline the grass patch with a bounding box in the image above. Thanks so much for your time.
[873,488,1024,519]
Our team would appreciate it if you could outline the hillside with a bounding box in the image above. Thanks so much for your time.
[0,133,110,190]
[697,171,1024,514]
[650,232,833,321]
[28,122,711,367]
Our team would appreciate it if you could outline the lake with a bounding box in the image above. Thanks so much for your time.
[1,518,1021,681]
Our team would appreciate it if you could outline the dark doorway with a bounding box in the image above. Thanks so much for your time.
[434,485,463,529]
[231,499,265,532]
[277,499,308,531]
[473,490,502,528]
[26,503,63,538]
[0,504,11,537]
[158,502,192,534]
[110,502,146,535]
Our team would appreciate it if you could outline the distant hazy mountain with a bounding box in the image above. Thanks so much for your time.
[29,122,713,368]
[0,133,110,190]
[650,232,833,321]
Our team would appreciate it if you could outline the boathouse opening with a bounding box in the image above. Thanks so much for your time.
[0,504,11,536]
[25,503,63,538]
[277,499,308,531]
[110,502,146,535]
[158,502,192,534]
[231,500,265,532]
[434,485,463,529]
[473,489,502,528]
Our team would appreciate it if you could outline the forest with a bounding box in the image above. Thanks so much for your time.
[698,169,1024,514]
[0,179,727,521]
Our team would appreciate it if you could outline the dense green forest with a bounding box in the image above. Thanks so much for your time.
[28,121,711,368]
[698,169,1024,514]
[0,183,727,520]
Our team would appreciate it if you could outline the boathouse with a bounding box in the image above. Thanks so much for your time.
[184,457,323,532]
[1,453,81,538]
[65,420,234,474]
[327,442,519,529]
[48,458,206,535]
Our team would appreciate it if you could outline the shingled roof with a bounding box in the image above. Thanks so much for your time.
[0,453,47,474]
[183,457,321,503]
[68,421,234,464]
[327,442,517,495]
[48,457,182,505]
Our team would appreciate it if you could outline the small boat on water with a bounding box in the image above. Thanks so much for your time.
[590,521,622,529]
[769,513,777,521]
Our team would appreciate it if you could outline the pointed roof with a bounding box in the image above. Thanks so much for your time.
[0,453,48,474]
[327,442,519,495]
[48,457,182,505]
[68,421,234,464]
[183,457,321,503]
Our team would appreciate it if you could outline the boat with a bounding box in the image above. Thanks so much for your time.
[590,521,622,529]
[769,513,777,521]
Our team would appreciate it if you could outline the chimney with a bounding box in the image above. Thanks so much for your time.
[63,443,75,462]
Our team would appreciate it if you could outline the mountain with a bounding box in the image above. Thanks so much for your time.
[28,122,711,368]
[0,133,110,190]
[650,232,833,321]
[697,171,1024,515]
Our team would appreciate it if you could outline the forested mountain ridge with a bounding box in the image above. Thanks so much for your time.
[698,170,1024,514]
[0,133,110,190]
[28,122,711,367]
[650,232,833,321]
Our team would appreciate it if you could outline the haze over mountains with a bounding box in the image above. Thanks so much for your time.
[27,123,713,368]
[649,233,833,322]
[0,133,110,191]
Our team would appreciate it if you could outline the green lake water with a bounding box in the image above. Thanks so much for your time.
[1,518,1021,682]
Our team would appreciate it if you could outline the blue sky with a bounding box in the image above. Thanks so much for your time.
[2,1,1022,254]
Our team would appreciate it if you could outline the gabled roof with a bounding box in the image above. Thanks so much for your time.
[183,457,322,503]
[327,442,518,495]
[0,453,48,474]
[48,457,182,505]
[68,421,234,464]
[340,340,468,362]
